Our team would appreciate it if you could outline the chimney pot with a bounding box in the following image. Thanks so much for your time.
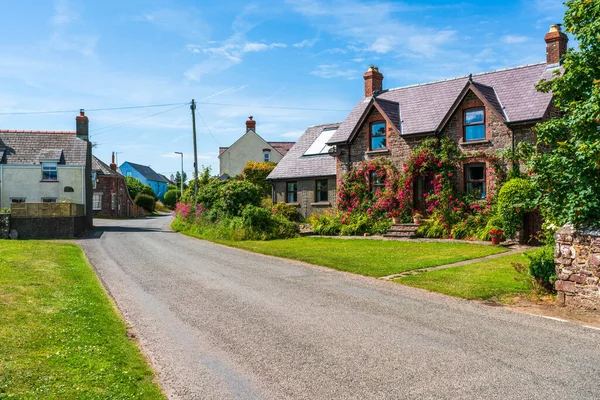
[110,151,117,171]
[76,108,89,141]
[545,24,568,65]
[363,65,384,98]
[246,116,256,132]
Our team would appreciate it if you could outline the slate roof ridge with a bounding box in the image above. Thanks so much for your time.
[382,62,546,93]
[307,122,343,128]
[0,129,76,134]
[92,155,120,176]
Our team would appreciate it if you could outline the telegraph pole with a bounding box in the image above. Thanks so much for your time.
[191,99,199,200]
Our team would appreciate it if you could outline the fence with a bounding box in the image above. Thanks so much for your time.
[10,202,85,217]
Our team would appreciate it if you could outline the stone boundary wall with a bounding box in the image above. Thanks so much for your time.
[554,224,600,309]
[10,216,87,239]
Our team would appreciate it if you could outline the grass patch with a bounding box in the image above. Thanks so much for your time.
[0,241,164,399]
[395,252,537,301]
[176,228,506,277]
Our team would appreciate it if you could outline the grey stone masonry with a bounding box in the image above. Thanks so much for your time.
[0,213,9,239]
[554,224,600,309]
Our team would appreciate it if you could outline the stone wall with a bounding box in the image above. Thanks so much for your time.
[554,224,600,309]
[272,177,336,219]
[10,216,88,239]
[0,213,9,239]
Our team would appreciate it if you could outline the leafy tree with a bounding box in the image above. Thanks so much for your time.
[242,161,277,198]
[125,176,157,201]
[531,0,600,227]
[174,171,188,190]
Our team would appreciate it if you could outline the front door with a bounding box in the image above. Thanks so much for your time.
[413,173,434,214]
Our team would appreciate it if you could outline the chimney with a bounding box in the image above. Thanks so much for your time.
[363,66,383,98]
[110,151,117,171]
[76,109,89,141]
[246,116,256,132]
[544,24,568,65]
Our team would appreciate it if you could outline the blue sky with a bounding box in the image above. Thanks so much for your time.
[0,0,566,179]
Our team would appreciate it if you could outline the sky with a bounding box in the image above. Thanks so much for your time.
[0,0,567,180]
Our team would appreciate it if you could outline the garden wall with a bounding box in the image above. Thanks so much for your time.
[554,224,600,309]
[10,216,88,239]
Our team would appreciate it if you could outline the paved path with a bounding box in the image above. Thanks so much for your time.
[79,216,600,400]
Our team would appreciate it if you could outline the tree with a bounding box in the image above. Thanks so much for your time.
[175,171,188,190]
[125,176,157,201]
[530,0,600,227]
[241,161,276,198]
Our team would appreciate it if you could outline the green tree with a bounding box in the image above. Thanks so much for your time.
[242,161,277,198]
[174,171,188,190]
[125,176,157,201]
[531,0,600,227]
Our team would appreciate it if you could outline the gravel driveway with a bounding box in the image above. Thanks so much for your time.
[79,215,600,399]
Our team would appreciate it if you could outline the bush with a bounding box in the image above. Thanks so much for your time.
[242,205,272,232]
[527,245,556,290]
[339,213,392,236]
[272,202,301,222]
[242,161,277,198]
[163,189,179,208]
[308,211,343,236]
[497,178,537,237]
[134,193,156,212]
[213,180,262,217]
[126,177,157,200]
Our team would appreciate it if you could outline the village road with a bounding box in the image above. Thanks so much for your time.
[79,215,600,400]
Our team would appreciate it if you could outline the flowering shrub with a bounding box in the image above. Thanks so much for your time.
[490,228,504,237]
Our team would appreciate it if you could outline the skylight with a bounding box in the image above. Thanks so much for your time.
[303,129,337,156]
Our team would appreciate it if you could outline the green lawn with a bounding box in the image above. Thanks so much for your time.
[211,237,506,277]
[395,252,534,301]
[0,241,164,399]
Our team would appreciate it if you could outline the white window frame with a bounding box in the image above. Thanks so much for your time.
[41,162,58,181]
[263,150,271,162]
[93,193,103,210]
[92,171,97,189]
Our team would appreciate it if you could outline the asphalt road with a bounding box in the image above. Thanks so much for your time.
[79,216,600,400]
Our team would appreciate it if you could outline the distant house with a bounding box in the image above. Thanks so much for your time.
[269,24,567,221]
[160,174,175,186]
[218,116,294,176]
[119,161,168,200]
[92,153,140,217]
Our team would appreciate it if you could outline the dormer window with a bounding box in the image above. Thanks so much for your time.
[370,121,386,150]
[41,162,58,181]
[464,108,485,141]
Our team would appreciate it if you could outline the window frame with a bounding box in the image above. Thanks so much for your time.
[10,198,26,203]
[41,197,57,203]
[92,171,97,189]
[315,179,329,203]
[463,107,486,141]
[369,171,386,194]
[369,120,387,151]
[93,193,103,210]
[464,163,486,199]
[41,162,58,181]
[286,181,298,203]
[263,150,271,162]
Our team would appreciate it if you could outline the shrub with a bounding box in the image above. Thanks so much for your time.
[242,205,272,232]
[339,212,392,236]
[126,177,157,200]
[213,180,262,217]
[308,210,343,236]
[497,178,537,237]
[242,161,277,198]
[163,189,179,208]
[0,207,10,214]
[167,184,178,192]
[134,193,156,212]
[272,202,301,222]
[526,245,556,290]
[196,180,225,209]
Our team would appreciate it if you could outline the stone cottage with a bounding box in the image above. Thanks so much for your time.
[92,153,140,218]
[268,24,567,225]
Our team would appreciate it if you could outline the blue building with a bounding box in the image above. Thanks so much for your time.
[119,161,168,201]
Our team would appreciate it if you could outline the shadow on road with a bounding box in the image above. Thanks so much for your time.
[81,225,173,240]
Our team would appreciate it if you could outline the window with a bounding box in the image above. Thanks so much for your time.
[126,171,132,177]
[465,164,486,198]
[286,182,298,203]
[93,193,103,210]
[10,198,25,203]
[304,128,337,156]
[464,108,485,141]
[370,121,386,150]
[370,171,385,194]
[315,180,328,202]
[111,193,116,211]
[41,198,56,203]
[263,150,271,162]
[92,171,97,189]
[41,162,58,181]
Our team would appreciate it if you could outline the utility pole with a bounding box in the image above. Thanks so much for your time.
[191,99,199,200]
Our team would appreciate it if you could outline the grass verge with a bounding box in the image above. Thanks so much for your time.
[174,223,506,277]
[0,241,164,399]
[395,252,537,302]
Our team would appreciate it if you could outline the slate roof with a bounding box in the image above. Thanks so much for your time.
[125,162,168,183]
[329,63,557,144]
[0,131,87,165]
[219,141,296,156]
[267,123,341,180]
[38,149,64,161]
[160,174,175,185]
[92,155,120,176]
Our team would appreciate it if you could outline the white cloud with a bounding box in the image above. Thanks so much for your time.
[51,0,77,26]
[134,8,210,40]
[502,35,530,44]
[311,64,359,79]
[243,42,287,52]
[293,37,319,48]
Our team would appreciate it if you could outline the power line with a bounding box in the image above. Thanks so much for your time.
[0,102,189,116]
[195,106,221,147]
[90,103,189,137]
[195,101,350,112]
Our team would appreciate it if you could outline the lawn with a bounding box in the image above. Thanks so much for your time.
[395,252,535,301]
[211,237,507,277]
[0,241,164,399]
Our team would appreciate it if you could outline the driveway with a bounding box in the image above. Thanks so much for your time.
[79,216,600,399]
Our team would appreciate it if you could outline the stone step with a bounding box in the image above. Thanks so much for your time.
[384,232,416,239]
[385,223,418,239]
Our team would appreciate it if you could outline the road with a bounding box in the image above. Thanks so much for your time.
[79,216,600,399]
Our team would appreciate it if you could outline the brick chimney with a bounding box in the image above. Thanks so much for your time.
[76,109,89,141]
[110,152,117,171]
[363,66,383,97]
[246,116,256,132]
[545,24,568,65]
